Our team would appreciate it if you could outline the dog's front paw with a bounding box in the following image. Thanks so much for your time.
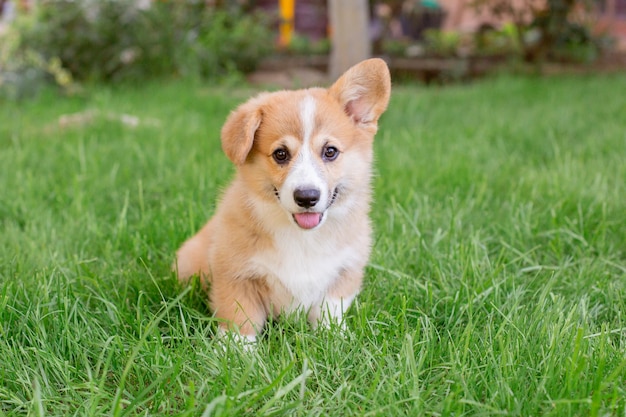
[309,297,351,332]
[216,327,257,352]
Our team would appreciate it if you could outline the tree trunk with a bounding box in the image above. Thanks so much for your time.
[328,0,371,79]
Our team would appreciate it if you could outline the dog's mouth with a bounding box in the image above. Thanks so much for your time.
[292,212,323,229]
[273,187,339,230]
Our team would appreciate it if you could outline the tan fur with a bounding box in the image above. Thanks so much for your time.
[174,59,391,338]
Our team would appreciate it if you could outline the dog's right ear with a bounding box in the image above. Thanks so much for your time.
[221,99,263,166]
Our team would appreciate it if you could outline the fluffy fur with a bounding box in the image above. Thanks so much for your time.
[174,59,391,341]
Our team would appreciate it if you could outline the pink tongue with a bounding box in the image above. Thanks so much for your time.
[293,213,321,229]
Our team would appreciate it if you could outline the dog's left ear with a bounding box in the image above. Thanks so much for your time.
[328,58,391,131]
[221,98,264,165]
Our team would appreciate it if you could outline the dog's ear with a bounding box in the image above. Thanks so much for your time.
[221,99,263,165]
[328,58,391,131]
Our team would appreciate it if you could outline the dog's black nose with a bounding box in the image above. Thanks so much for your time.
[294,188,320,208]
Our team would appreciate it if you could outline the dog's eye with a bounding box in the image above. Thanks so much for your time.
[272,148,290,164]
[323,146,339,161]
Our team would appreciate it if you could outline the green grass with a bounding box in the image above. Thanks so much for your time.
[1,74,625,416]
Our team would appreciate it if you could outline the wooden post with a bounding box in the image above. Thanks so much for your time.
[328,0,371,79]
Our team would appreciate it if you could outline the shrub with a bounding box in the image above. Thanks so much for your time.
[287,34,331,56]
[423,29,461,57]
[473,23,522,57]
[0,23,74,100]
[17,0,274,83]
[470,0,601,63]
[189,6,275,78]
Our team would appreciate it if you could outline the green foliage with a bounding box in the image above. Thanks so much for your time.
[470,0,602,63]
[0,25,74,99]
[473,22,522,56]
[380,38,411,57]
[423,29,461,57]
[1,76,625,415]
[17,0,274,83]
[287,34,330,56]
[541,20,600,62]
[189,7,275,78]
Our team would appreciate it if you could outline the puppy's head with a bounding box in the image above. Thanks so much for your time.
[221,58,391,230]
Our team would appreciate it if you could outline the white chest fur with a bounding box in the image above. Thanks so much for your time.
[249,225,360,312]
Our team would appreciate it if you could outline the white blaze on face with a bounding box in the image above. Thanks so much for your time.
[278,95,329,229]
[301,93,316,145]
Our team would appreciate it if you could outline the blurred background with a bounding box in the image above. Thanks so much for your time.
[1,0,625,97]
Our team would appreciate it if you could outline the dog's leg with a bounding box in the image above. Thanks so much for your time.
[211,277,269,341]
[174,221,213,283]
[310,269,363,329]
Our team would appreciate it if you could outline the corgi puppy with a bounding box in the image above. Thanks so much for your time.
[174,59,391,342]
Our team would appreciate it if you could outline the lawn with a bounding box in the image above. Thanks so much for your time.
[1,74,625,416]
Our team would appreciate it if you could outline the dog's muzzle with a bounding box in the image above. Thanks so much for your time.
[273,186,340,230]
